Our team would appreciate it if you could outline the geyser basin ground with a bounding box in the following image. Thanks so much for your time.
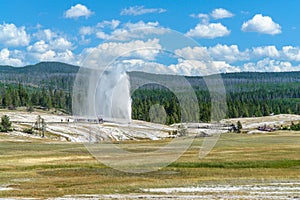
[4,109,300,142]
[3,110,178,142]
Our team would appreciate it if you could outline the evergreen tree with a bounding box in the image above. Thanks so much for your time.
[237,121,242,133]
[3,91,12,107]
[0,115,12,132]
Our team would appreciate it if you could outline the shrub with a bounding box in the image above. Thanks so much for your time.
[23,128,34,134]
[27,106,34,113]
[290,122,300,131]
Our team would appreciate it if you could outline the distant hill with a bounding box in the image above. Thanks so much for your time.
[0,62,79,90]
[0,62,299,120]
[0,62,79,74]
[129,70,300,92]
[1,61,300,92]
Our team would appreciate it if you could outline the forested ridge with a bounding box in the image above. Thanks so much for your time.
[0,62,76,113]
[0,62,78,91]
[130,71,300,123]
[0,62,299,124]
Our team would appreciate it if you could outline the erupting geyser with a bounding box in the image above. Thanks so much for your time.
[96,67,132,124]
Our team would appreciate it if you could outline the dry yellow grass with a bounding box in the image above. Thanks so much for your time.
[0,131,300,198]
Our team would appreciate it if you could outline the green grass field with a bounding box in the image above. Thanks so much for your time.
[0,131,300,198]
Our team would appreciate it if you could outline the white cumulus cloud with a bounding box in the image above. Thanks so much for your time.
[243,58,296,72]
[241,14,281,35]
[189,13,210,23]
[79,20,120,37]
[282,46,300,61]
[64,4,94,19]
[49,37,73,50]
[121,59,171,74]
[120,5,166,16]
[0,23,30,47]
[34,29,57,41]
[97,20,120,29]
[252,46,280,58]
[118,58,240,76]
[176,45,247,64]
[79,21,168,41]
[27,31,74,64]
[168,59,240,76]
[28,37,73,52]
[95,31,110,40]
[208,44,249,63]
[185,23,230,39]
[80,39,162,69]
[27,40,49,53]
[103,21,169,41]
[0,48,23,66]
[211,8,234,19]
[79,26,94,36]
[175,46,210,61]
[28,49,75,64]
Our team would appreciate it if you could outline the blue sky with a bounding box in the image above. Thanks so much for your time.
[1,0,300,75]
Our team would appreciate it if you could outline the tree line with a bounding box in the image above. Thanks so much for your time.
[0,81,299,125]
[0,83,72,113]
[131,83,300,124]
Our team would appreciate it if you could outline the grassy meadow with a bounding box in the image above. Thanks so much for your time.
[0,131,300,198]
